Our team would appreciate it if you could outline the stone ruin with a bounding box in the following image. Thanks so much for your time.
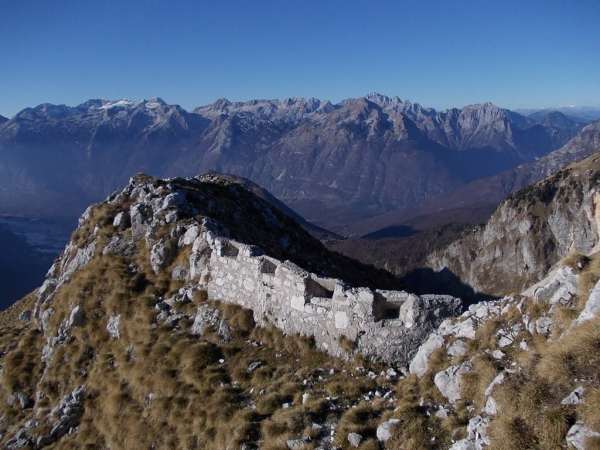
[187,219,461,365]
[35,174,462,366]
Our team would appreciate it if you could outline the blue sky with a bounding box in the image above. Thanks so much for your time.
[1,0,599,117]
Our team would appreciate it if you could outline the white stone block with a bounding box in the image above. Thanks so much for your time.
[335,311,349,329]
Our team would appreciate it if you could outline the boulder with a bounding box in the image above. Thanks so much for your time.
[566,422,600,450]
[190,304,220,336]
[347,432,363,448]
[376,418,400,442]
[409,333,444,376]
[447,339,468,358]
[150,239,175,273]
[106,315,121,339]
[525,266,578,306]
[286,438,308,449]
[68,305,85,328]
[561,386,585,405]
[434,361,472,403]
[575,280,600,325]
[112,211,130,229]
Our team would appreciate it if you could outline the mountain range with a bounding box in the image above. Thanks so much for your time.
[0,95,585,229]
[517,105,600,123]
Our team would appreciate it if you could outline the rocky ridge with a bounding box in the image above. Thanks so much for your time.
[33,173,460,365]
[0,172,460,448]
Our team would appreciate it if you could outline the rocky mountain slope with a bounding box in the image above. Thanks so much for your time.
[407,251,600,450]
[1,169,599,449]
[0,95,582,228]
[416,120,600,219]
[344,120,600,238]
[427,152,600,297]
[196,173,340,240]
[0,172,460,449]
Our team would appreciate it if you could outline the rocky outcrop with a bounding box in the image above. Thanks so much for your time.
[575,279,600,325]
[32,173,461,365]
[5,386,85,449]
[407,251,600,450]
[427,152,600,296]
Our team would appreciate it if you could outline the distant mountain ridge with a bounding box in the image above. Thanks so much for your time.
[518,105,600,122]
[346,119,600,237]
[0,94,583,228]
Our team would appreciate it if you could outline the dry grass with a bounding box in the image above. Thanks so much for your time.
[0,228,402,449]
[561,251,591,272]
[577,251,600,308]
[460,354,499,409]
[333,402,382,448]
[486,313,600,449]
[339,334,357,354]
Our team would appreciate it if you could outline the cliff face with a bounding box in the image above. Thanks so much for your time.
[427,153,600,296]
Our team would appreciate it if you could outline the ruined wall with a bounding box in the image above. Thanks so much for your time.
[34,175,462,367]
[186,222,460,364]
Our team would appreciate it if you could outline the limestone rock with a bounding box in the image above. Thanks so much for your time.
[525,266,578,306]
[36,386,86,447]
[561,386,585,405]
[376,418,400,442]
[112,211,130,229]
[106,315,121,339]
[190,305,220,336]
[68,305,85,328]
[347,432,363,447]
[434,361,472,403]
[150,239,175,273]
[576,279,600,325]
[171,265,189,281]
[566,422,600,450]
[427,153,600,297]
[447,339,468,358]
[535,315,553,336]
[286,437,308,449]
[409,333,444,376]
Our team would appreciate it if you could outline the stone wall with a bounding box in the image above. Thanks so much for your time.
[188,220,461,365]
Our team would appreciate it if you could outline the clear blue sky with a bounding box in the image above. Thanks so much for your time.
[1,0,600,117]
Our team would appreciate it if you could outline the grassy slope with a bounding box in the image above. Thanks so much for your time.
[1,184,599,449]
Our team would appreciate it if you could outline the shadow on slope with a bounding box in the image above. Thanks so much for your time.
[399,266,498,306]
[0,225,55,309]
